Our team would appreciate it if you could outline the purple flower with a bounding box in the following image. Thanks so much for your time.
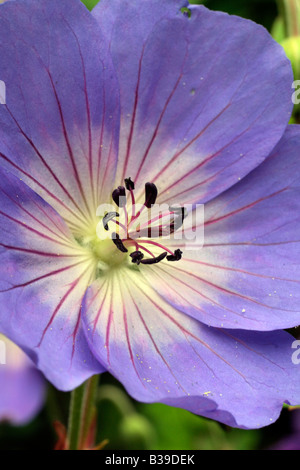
[0,334,45,425]
[0,0,299,429]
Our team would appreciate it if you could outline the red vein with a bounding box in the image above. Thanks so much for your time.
[134,284,252,386]
[46,70,93,221]
[37,265,90,347]
[205,188,288,226]
[0,243,81,257]
[167,264,298,313]
[124,278,187,394]
[0,260,85,293]
[186,258,300,283]
[0,186,72,246]
[0,208,74,250]
[151,102,231,184]
[0,152,87,230]
[121,44,145,182]
[3,105,89,221]
[64,18,95,211]
[134,70,184,183]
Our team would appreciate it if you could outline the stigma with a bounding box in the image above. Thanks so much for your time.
[105,178,185,266]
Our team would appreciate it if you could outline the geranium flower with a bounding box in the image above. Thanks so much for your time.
[0,334,45,425]
[0,0,299,429]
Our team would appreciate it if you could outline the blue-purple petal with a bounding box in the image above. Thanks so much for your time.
[82,271,300,429]
[0,0,120,230]
[94,0,293,205]
[140,126,300,331]
[0,335,45,425]
[0,168,104,390]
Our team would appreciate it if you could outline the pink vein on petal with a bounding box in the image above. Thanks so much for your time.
[0,260,86,293]
[124,278,188,394]
[37,265,91,348]
[0,151,88,229]
[134,66,185,183]
[121,44,145,182]
[3,104,89,221]
[151,102,232,184]
[46,70,93,220]
[135,284,252,387]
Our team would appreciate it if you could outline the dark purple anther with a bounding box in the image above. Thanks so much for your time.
[125,177,135,191]
[111,233,128,253]
[167,249,182,262]
[141,251,167,265]
[130,251,144,265]
[144,182,158,208]
[112,186,126,208]
[103,212,119,231]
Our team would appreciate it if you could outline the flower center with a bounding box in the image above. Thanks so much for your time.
[93,238,127,267]
[76,234,127,269]
[102,178,185,266]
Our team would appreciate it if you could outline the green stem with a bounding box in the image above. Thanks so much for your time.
[279,0,300,37]
[67,375,99,450]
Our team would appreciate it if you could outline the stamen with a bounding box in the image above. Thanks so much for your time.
[169,207,187,233]
[125,177,135,191]
[138,211,171,230]
[129,181,157,227]
[111,233,128,253]
[103,212,119,231]
[128,186,136,219]
[140,252,167,265]
[112,186,126,208]
[108,179,185,266]
[130,250,144,265]
[114,219,128,232]
[167,249,182,262]
[137,239,174,256]
[126,239,156,258]
[169,206,187,220]
[144,182,158,208]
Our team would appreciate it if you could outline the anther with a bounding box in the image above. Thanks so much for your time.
[111,233,128,253]
[169,206,187,220]
[141,252,167,265]
[130,250,144,265]
[108,180,184,267]
[112,186,126,208]
[125,177,135,191]
[167,249,182,262]
[169,207,187,233]
[144,182,158,208]
[103,212,119,231]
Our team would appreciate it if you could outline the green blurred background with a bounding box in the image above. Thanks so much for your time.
[0,0,299,451]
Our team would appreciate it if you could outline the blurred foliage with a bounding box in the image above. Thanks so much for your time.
[281,36,300,79]
[191,0,277,31]
[82,0,100,10]
[0,374,297,450]
[271,15,286,42]
[93,381,261,450]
